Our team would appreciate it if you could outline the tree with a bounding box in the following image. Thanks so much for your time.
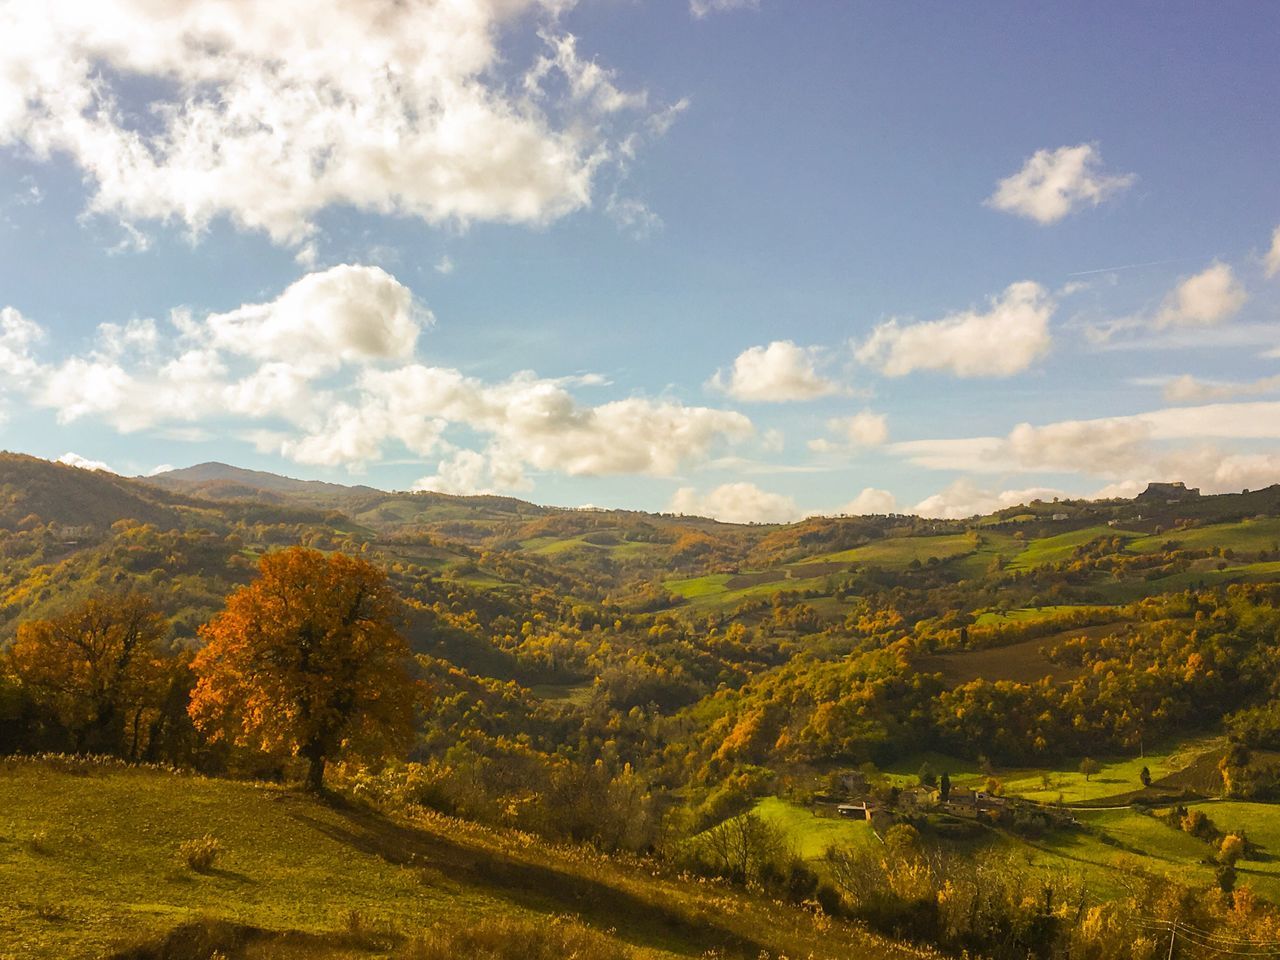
[1139,765,1152,788]
[1219,833,1245,866]
[692,812,788,884]
[7,593,171,755]
[939,770,952,802]
[917,761,936,788]
[189,547,419,791]
[1079,757,1101,782]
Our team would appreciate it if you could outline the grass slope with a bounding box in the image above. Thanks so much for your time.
[1128,518,1280,555]
[0,760,919,960]
[751,797,878,860]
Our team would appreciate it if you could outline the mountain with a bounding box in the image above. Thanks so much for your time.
[143,461,384,503]
[0,451,187,531]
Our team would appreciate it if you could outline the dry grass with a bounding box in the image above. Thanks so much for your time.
[400,915,633,960]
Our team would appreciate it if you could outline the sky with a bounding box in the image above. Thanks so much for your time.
[1,1,1278,522]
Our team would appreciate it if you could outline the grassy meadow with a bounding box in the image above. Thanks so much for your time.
[0,758,921,960]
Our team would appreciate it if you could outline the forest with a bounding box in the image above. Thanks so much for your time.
[9,452,1280,958]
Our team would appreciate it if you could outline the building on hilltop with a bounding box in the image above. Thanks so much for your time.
[1136,481,1200,503]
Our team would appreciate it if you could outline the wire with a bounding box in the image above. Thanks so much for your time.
[1132,916,1280,955]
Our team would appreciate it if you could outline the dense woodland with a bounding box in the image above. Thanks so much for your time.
[10,452,1280,957]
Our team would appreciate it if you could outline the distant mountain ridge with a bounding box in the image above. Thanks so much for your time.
[143,462,384,499]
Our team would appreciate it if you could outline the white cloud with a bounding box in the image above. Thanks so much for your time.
[206,265,424,374]
[1265,226,1280,280]
[146,464,175,477]
[0,306,43,381]
[986,144,1134,224]
[433,255,455,276]
[57,451,112,472]
[1004,418,1153,475]
[1163,373,1280,404]
[914,480,1065,520]
[809,411,888,453]
[710,340,839,402]
[669,482,800,524]
[0,1,670,246]
[606,194,663,239]
[6,266,756,488]
[838,487,896,515]
[690,0,759,18]
[412,448,531,496]
[353,365,755,476]
[857,281,1053,378]
[894,401,1280,499]
[1154,262,1247,328]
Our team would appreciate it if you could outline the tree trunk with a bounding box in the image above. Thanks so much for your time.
[303,743,326,793]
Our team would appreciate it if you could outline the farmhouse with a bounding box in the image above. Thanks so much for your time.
[940,787,1007,817]
[836,801,875,820]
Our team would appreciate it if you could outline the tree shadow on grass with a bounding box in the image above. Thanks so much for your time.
[203,865,258,885]
[287,800,772,960]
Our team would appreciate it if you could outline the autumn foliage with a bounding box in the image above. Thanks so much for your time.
[189,547,419,790]
[8,593,173,756]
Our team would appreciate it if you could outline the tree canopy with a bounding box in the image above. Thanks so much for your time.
[7,592,172,755]
[189,547,419,790]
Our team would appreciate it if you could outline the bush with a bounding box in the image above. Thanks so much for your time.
[401,914,633,959]
[179,835,221,872]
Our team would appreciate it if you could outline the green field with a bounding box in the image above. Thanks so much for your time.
[664,573,837,610]
[664,573,734,599]
[751,797,878,859]
[970,604,1110,627]
[0,760,918,960]
[1128,518,1280,556]
[1006,525,1141,571]
[1096,559,1280,602]
[882,736,1224,804]
[811,532,978,569]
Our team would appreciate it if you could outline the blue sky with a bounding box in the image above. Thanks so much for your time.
[1,1,1278,521]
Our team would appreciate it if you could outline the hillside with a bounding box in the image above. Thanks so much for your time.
[11,455,1280,957]
[144,461,383,504]
[0,757,919,960]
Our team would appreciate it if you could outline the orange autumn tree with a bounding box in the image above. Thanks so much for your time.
[189,547,418,791]
[8,593,171,756]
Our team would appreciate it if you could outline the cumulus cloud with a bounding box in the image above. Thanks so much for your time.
[838,487,896,515]
[0,306,43,381]
[690,0,759,18]
[57,451,112,472]
[914,480,1066,520]
[857,281,1053,378]
[345,365,754,482]
[809,411,888,453]
[6,266,756,492]
[1266,226,1280,280]
[0,1,671,246]
[205,265,424,374]
[669,482,800,524]
[1004,418,1153,475]
[710,340,839,402]
[412,449,531,496]
[1154,262,1247,328]
[1163,373,1280,404]
[894,401,1280,500]
[986,144,1134,224]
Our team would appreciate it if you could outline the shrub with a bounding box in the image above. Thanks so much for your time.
[179,835,221,872]
[26,830,50,855]
[400,914,633,959]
